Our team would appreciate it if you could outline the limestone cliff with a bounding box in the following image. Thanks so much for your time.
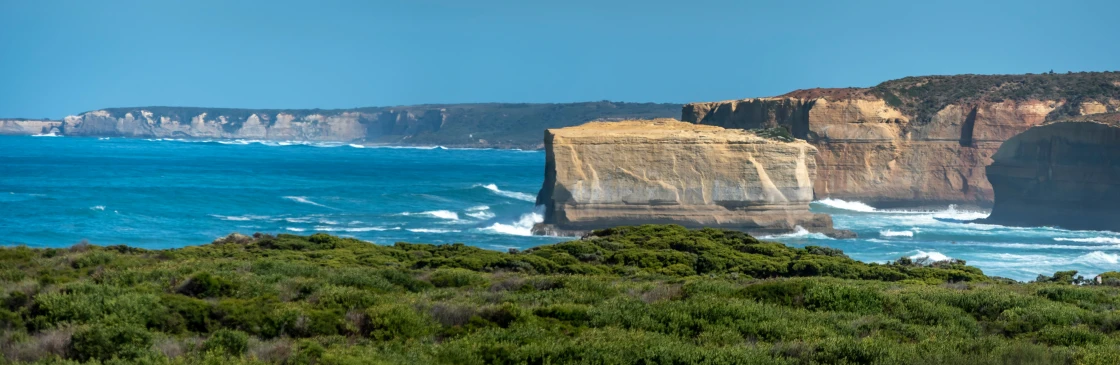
[0,119,61,135]
[982,113,1120,230]
[0,102,680,149]
[533,119,848,237]
[684,72,1120,207]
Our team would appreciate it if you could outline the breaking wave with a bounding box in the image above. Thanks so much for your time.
[910,250,952,262]
[479,209,544,237]
[760,226,833,240]
[1079,251,1120,265]
[90,206,106,211]
[880,230,914,238]
[816,198,877,212]
[477,183,535,202]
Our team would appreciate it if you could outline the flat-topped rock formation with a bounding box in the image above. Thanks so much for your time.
[683,72,1120,208]
[533,119,851,237]
[982,113,1120,230]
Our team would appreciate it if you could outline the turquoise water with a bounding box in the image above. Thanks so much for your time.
[2,135,1117,281]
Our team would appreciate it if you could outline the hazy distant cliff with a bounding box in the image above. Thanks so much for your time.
[1,102,680,149]
[684,72,1120,207]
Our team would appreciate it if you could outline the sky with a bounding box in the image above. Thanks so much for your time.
[1,0,1117,119]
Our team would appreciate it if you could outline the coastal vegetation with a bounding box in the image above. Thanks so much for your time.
[1,225,1119,364]
[869,71,1120,123]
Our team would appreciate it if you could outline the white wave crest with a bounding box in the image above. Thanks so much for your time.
[477,183,535,202]
[465,205,496,220]
[90,205,105,211]
[910,250,952,262]
[479,209,543,236]
[1078,251,1120,265]
[285,227,306,232]
[348,144,366,149]
[400,210,460,220]
[880,230,914,238]
[283,196,331,208]
[760,226,834,240]
[1055,237,1120,245]
[31,132,61,137]
[406,228,461,233]
[815,198,877,212]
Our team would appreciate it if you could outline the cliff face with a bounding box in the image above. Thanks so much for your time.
[684,73,1120,207]
[0,119,61,135]
[534,119,846,236]
[1,102,681,149]
[983,113,1120,230]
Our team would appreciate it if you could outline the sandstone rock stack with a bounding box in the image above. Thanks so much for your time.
[983,113,1120,230]
[533,119,850,237]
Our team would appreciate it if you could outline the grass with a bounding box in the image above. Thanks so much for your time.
[1,225,1119,364]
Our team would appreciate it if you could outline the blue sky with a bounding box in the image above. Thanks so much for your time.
[1,0,1117,118]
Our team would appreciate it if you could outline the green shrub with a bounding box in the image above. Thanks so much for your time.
[178,272,237,298]
[365,304,437,341]
[68,322,153,361]
[2,226,1119,363]
[1036,325,1102,346]
[202,328,249,356]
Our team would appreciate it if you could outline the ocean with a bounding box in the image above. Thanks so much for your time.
[2,135,1116,281]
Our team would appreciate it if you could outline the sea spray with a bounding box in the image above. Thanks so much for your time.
[480,207,544,236]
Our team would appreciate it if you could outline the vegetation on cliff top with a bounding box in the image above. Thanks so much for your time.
[2,225,1120,364]
[869,71,1120,123]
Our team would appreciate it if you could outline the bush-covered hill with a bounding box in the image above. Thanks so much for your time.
[869,71,1120,123]
[1,225,1119,364]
